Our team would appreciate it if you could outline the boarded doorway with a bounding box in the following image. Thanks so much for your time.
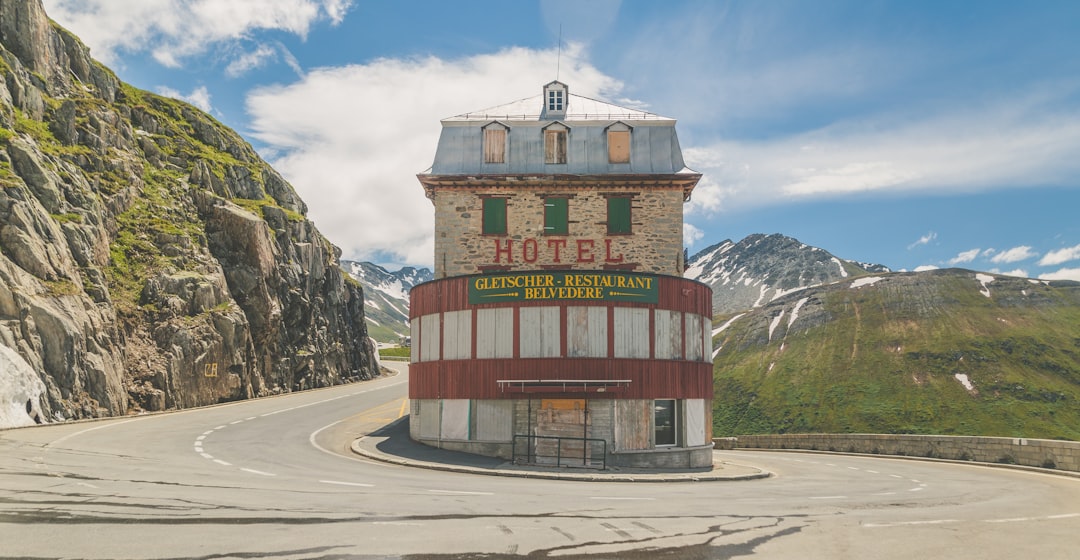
[532,399,590,466]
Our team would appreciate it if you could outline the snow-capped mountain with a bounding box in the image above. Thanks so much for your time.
[342,261,433,343]
[685,233,890,316]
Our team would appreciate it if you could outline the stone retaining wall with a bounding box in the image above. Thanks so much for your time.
[724,434,1080,473]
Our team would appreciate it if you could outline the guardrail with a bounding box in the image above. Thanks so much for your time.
[512,435,607,469]
[724,434,1080,473]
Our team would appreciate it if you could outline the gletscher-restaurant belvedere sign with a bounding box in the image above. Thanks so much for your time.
[468,271,658,304]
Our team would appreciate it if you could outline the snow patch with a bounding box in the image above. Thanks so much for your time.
[832,257,848,278]
[975,273,995,298]
[712,346,722,360]
[0,344,46,428]
[768,310,786,341]
[850,276,883,289]
[767,362,776,372]
[770,285,809,302]
[954,373,976,392]
[788,297,810,328]
[752,284,770,308]
[365,300,380,309]
[712,313,746,336]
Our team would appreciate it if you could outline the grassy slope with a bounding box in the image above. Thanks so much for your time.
[712,272,1080,440]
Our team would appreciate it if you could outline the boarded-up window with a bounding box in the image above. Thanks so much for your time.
[442,310,472,360]
[567,306,607,358]
[483,127,506,163]
[472,400,512,442]
[685,399,707,447]
[613,307,649,359]
[615,400,651,451]
[545,129,567,164]
[482,197,506,235]
[654,309,683,360]
[520,306,560,358]
[441,399,470,440]
[476,308,514,358]
[608,130,630,164]
[607,197,632,234]
[544,197,568,235]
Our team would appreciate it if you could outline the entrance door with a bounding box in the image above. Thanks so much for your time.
[533,399,589,466]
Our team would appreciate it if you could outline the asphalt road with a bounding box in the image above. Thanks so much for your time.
[2,363,1079,559]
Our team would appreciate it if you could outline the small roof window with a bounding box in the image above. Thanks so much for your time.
[542,81,568,119]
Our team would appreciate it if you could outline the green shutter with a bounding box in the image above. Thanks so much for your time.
[607,197,631,234]
[544,198,568,235]
[483,198,506,234]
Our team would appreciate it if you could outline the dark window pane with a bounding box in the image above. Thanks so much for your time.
[654,399,677,446]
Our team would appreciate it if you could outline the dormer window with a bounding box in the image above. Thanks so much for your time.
[543,122,568,164]
[542,81,568,119]
[547,90,563,112]
[606,122,632,164]
[482,122,508,164]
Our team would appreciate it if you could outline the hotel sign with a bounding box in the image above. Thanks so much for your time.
[469,271,658,304]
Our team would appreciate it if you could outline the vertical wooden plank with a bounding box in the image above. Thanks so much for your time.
[702,315,712,362]
[519,307,542,358]
[685,312,703,361]
[567,306,588,357]
[614,308,649,358]
[654,309,672,359]
[474,400,513,442]
[420,314,440,362]
[587,306,607,358]
[614,400,651,450]
[541,306,560,357]
[685,399,706,447]
[418,399,440,439]
[442,310,471,360]
[410,319,420,363]
[441,399,470,440]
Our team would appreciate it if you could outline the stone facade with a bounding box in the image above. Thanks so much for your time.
[431,183,687,279]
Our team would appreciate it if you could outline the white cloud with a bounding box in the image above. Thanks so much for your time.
[225,44,278,77]
[914,265,939,272]
[908,231,936,250]
[1039,268,1080,282]
[156,85,212,112]
[683,223,704,248]
[989,268,1029,278]
[45,0,351,67]
[681,84,1080,211]
[1038,243,1080,266]
[245,44,622,265]
[947,248,981,265]
[990,245,1037,264]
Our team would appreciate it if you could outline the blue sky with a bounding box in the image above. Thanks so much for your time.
[44,0,1080,280]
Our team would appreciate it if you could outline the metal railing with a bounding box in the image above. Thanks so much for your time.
[512,435,607,469]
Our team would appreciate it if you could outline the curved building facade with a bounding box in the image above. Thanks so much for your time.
[411,82,713,468]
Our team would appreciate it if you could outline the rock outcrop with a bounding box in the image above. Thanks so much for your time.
[0,0,375,428]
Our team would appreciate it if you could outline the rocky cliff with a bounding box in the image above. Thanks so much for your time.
[0,0,376,428]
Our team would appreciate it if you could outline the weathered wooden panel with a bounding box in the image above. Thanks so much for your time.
[418,399,440,439]
[420,314,440,362]
[441,399,470,440]
[409,358,713,400]
[702,315,712,363]
[533,400,587,465]
[410,320,420,363]
[685,313,703,361]
[476,308,514,359]
[685,399,707,447]
[442,310,472,360]
[654,309,683,360]
[567,306,608,358]
[473,400,513,442]
[520,306,560,358]
[615,399,651,450]
[613,307,649,358]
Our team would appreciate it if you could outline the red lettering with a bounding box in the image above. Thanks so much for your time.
[494,239,513,263]
[547,239,567,263]
[604,239,624,263]
[576,239,595,263]
[522,238,538,263]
